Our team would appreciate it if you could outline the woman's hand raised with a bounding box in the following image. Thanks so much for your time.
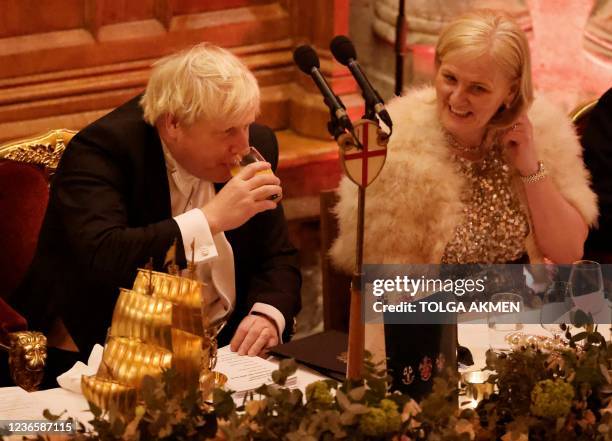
[501,114,539,177]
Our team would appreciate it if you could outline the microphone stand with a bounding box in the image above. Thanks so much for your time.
[347,182,366,380]
[394,0,407,96]
[341,99,386,380]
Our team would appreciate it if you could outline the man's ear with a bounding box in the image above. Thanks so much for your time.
[157,114,181,142]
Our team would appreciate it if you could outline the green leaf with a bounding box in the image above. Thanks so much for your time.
[289,388,303,406]
[42,408,65,421]
[335,389,351,411]
[199,412,218,438]
[271,369,287,385]
[213,388,236,418]
[347,403,369,415]
[141,375,159,408]
[339,410,357,425]
[88,401,102,419]
[348,386,366,401]
[111,416,126,437]
[279,358,298,376]
[571,309,590,327]
[570,331,588,344]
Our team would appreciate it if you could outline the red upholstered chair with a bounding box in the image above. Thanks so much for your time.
[0,160,49,298]
[0,129,76,389]
[0,129,76,299]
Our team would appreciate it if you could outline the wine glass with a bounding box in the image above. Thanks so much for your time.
[230,146,265,175]
[230,146,279,200]
[568,260,605,325]
[487,292,524,353]
[540,281,572,341]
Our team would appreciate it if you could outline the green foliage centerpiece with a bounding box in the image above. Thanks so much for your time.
[17,321,612,441]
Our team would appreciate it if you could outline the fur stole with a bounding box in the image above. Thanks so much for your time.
[330,86,598,272]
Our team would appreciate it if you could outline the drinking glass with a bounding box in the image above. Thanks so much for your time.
[230,146,279,200]
[230,146,272,177]
[568,260,605,323]
[540,281,572,340]
[488,292,524,353]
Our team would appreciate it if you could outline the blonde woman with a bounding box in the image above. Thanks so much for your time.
[330,11,598,391]
[331,11,597,269]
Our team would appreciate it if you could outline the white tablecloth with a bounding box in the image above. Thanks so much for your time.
[0,325,563,426]
[0,345,329,426]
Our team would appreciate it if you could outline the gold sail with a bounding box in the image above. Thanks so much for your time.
[82,267,221,412]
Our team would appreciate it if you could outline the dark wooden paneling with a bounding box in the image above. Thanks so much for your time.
[0,0,85,38]
[0,0,358,205]
[171,0,275,14]
[98,0,156,25]
[0,4,289,79]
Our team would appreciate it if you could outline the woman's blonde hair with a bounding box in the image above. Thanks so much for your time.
[435,10,533,130]
[140,43,260,126]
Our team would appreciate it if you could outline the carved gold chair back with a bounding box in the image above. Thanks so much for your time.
[0,129,76,390]
[0,129,77,176]
[570,98,599,139]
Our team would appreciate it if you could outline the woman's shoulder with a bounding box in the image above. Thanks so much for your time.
[386,85,437,124]
[528,94,581,155]
[527,93,598,226]
[528,94,573,127]
[528,94,583,146]
[384,86,444,155]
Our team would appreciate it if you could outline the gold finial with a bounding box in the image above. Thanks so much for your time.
[144,257,154,295]
[187,238,196,280]
[164,238,179,276]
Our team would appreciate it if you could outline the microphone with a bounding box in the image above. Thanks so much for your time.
[330,35,393,130]
[293,45,355,136]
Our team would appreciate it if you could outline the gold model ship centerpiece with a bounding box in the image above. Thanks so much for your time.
[81,253,225,413]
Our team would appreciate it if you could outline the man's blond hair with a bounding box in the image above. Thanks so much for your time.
[140,43,260,126]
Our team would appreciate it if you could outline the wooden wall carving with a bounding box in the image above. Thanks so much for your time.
[0,0,360,144]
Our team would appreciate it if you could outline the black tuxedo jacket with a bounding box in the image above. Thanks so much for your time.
[583,87,612,257]
[13,96,301,354]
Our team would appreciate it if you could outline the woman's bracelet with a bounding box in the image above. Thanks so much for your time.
[520,160,547,184]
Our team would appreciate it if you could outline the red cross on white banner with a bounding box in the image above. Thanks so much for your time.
[340,119,388,188]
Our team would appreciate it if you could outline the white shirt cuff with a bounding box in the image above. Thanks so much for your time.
[173,208,218,264]
[250,303,286,343]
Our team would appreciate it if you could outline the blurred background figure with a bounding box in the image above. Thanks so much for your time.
[583,87,612,263]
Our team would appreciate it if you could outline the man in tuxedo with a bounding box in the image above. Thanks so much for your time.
[12,44,301,382]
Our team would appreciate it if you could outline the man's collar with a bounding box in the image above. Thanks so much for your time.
[161,140,201,197]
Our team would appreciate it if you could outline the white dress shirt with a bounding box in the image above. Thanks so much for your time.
[162,145,285,339]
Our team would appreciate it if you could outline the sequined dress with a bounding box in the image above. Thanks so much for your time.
[441,144,530,264]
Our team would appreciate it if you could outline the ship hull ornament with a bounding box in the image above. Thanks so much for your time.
[82,242,227,413]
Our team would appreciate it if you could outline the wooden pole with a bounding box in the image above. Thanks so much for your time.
[346,186,366,379]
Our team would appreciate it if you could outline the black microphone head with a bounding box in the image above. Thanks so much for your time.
[330,35,356,66]
[293,45,320,74]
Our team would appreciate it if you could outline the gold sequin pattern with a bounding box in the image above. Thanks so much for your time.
[441,145,529,264]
